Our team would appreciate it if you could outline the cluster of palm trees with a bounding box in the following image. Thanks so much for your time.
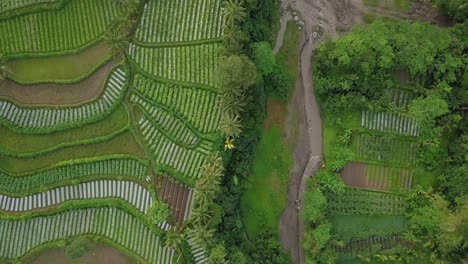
[218,0,253,150]
[221,0,247,54]
[162,153,227,263]
[104,0,139,56]
[188,152,224,248]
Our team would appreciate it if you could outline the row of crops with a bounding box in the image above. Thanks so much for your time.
[138,117,206,182]
[133,74,221,133]
[352,133,418,166]
[0,66,127,131]
[326,188,406,216]
[0,158,148,194]
[364,164,413,190]
[0,180,153,213]
[332,235,403,254]
[0,208,174,263]
[0,0,122,56]
[129,43,222,87]
[0,0,60,13]
[361,111,420,136]
[187,233,209,264]
[135,0,224,43]
[389,88,415,108]
[132,93,214,154]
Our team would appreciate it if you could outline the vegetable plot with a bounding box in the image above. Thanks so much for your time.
[0,208,174,263]
[135,0,224,43]
[0,0,123,56]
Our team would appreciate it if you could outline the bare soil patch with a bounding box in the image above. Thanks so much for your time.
[156,176,193,225]
[263,99,286,131]
[341,162,368,188]
[0,60,114,106]
[30,244,135,264]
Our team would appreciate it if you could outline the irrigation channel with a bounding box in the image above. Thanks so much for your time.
[274,0,363,263]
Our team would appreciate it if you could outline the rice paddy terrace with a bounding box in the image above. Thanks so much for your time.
[0,0,225,262]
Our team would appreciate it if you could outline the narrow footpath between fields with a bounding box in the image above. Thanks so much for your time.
[274,0,363,263]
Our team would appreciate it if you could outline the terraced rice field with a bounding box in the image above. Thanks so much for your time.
[0,0,123,56]
[0,208,174,263]
[0,180,153,213]
[0,157,148,193]
[0,0,224,261]
[0,66,128,132]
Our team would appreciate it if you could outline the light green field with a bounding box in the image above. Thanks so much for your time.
[241,125,292,239]
[331,215,407,241]
[0,105,129,156]
[7,42,112,84]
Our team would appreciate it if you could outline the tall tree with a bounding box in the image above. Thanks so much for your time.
[220,113,242,138]
[222,0,247,26]
[188,225,215,249]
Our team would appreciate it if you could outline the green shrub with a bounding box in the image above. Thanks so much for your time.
[65,237,94,259]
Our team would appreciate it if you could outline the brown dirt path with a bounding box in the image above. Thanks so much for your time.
[275,0,363,263]
[0,60,114,106]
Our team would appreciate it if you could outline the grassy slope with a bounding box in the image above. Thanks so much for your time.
[0,131,145,174]
[7,42,112,84]
[0,105,128,156]
[241,124,292,239]
[240,21,299,240]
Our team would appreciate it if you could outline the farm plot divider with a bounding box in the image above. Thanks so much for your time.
[0,66,128,132]
[0,208,174,263]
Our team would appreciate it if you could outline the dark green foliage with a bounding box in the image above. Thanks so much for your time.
[147,200,169,225]
[250,230,290,264]
[434,0,468,22]
[65,237,94,259]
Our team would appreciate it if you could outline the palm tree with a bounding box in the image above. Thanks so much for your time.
[222,0,247,27]
[165,226,185,251]
[191,205,212,226]
[104,29,129,56]
[222,24,242,49]
[193,187,212,207]
[220,113,242,138]
[188,225,215,249]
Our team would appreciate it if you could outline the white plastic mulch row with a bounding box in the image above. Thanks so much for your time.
[0,158,148,193]
[361,111,420,136]
[135,0,224,43]
[132,74,221,133]
[138,118,206,180]
[187,232,209,264]
[0,180,152,213]
[0,208,174,263]
[0,68,126,129]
